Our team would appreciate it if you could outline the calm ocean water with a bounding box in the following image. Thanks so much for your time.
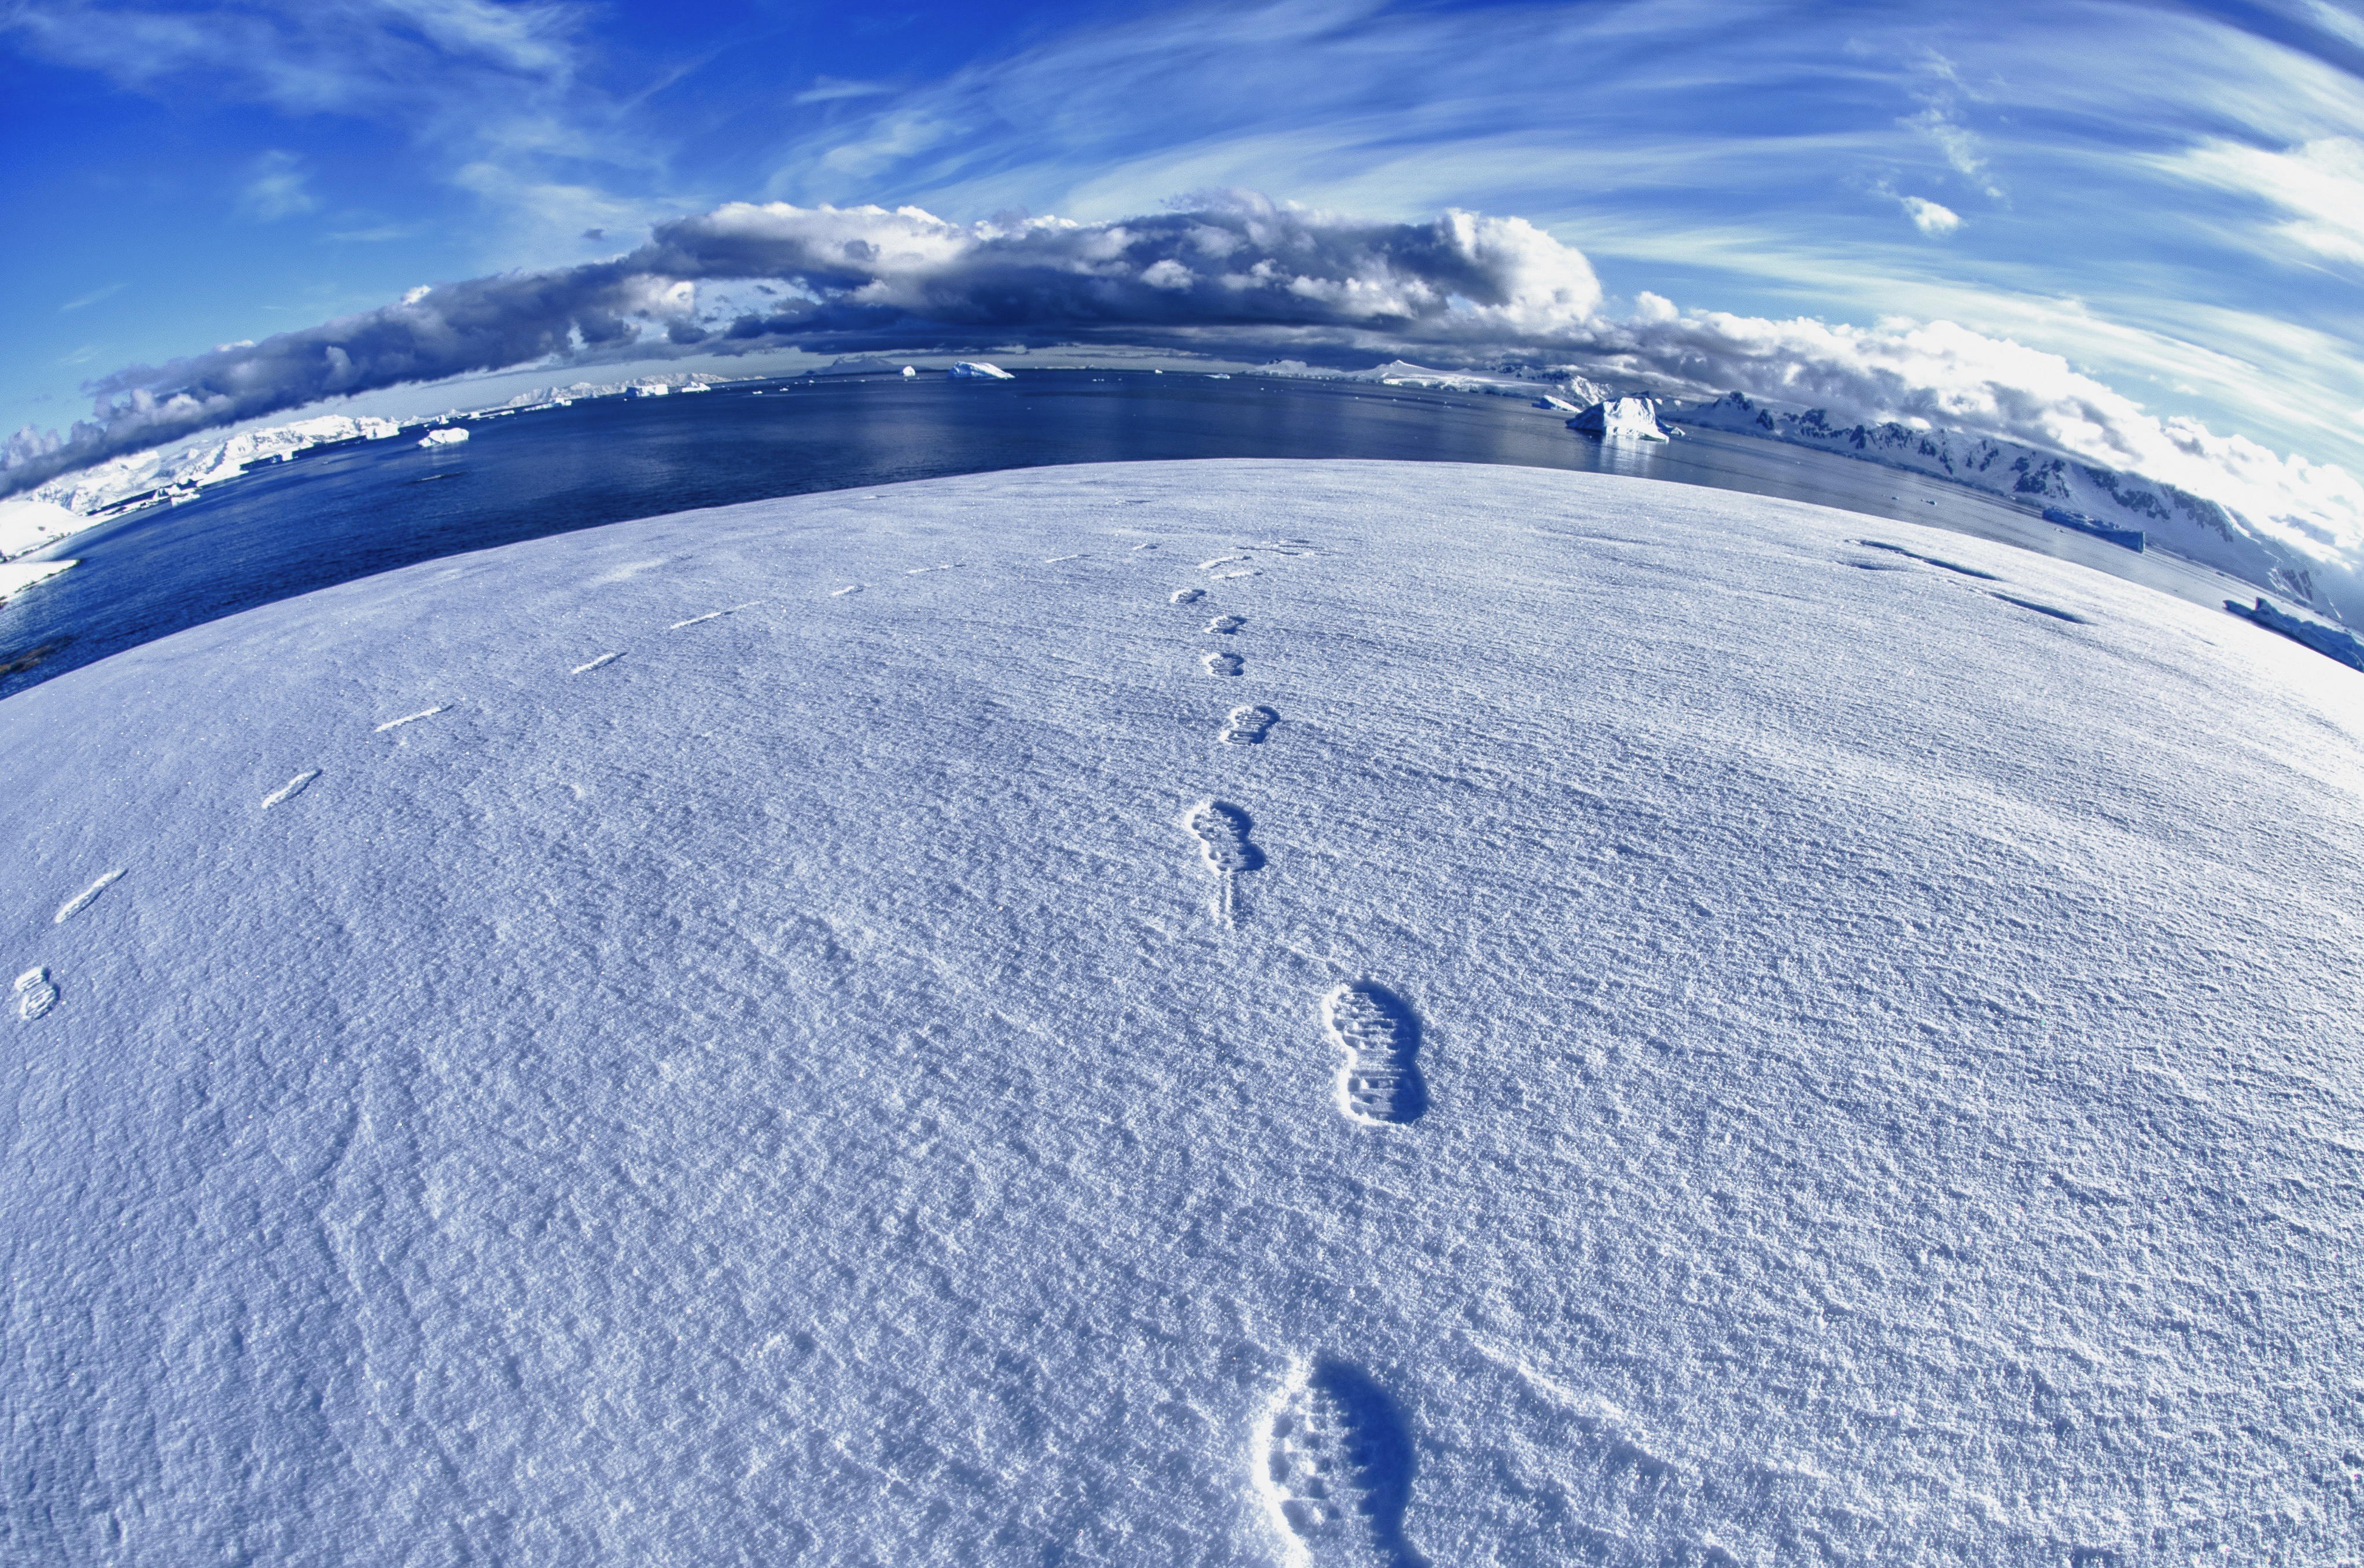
[0,371,2256,697]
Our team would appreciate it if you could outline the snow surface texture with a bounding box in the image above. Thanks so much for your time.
[3,459,2361,1565]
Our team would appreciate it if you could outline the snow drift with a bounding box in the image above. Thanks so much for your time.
[2,461,2355,1564]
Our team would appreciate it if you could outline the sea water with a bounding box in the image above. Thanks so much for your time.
[0,371,2262,696]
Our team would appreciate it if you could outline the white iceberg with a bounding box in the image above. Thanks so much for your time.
[901,365,918,378]
[417,427,470,448]
[1567,395,1671,440]
[947,361,1015,380]
[1,459,2350,1563]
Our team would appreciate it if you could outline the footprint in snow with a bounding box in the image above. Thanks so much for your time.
[1186,800,1263,926]
[14,967,58,1022]
[1205,615,1246,635]
[1201,554,1249,570]
[1257,1359,1420,1567]
[1323,982,1427,1125]
[1203,651,1244,677]
[570,653,623,673]
[1221,705,1278,745]
[1171,588,1206,605]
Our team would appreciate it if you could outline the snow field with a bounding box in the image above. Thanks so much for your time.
[2,459,2361,1565]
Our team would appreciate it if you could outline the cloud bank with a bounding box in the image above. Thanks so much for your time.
[4,194,2355,558]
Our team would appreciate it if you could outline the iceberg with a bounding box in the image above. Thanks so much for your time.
[2042,506,2146,553]
[417,427,470,448]
[1567,396,1671,440]
[947,361,1015,380]
[901,365,918,378]
[2223,596,2364,671]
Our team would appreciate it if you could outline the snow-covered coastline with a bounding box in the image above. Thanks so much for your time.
[1671,392,2359,624]
[3,460,2356,1563]
[0,374,737,560]
[9,363,2362,643]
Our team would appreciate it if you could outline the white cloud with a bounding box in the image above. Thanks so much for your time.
[60,282,126,311]
[2165,135,2364,267]
[793,77,893,105]
[237,150,315,221]
[8,192,2355,565]
[1899,195,1961,235]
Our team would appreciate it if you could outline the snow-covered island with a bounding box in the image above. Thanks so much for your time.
[4,460,2353,1564]
[1671,392,2354,623]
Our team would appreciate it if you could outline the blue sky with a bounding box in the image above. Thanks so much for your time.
[5,0,2364,502]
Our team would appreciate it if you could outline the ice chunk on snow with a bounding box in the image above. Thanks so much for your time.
[1567,396,1671,440]
[417,428,470,448]
[947,361,1014,380]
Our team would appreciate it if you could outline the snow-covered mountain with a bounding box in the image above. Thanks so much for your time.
[1674,392,2348,623]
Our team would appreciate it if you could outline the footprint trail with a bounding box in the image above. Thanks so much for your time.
[1203,651,1244,677]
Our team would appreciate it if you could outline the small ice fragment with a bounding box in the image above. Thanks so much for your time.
[53,869,124,925]
[571,653,624,674]
[831,585,863,597]
[261,770,321,808]
[374,705,449,733]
